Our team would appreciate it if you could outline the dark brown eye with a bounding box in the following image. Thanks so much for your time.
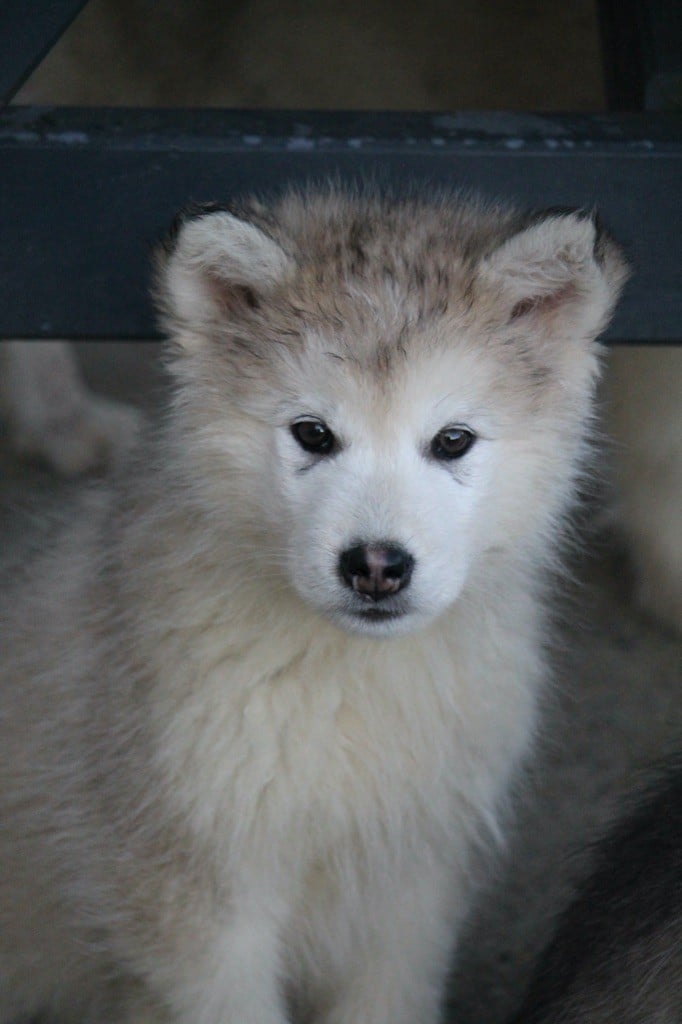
[291,419,336,455]
[431,426,475,460]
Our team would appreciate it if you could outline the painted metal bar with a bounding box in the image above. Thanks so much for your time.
[1,108,680,341]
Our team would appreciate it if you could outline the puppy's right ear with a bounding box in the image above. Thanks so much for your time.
[155,205,292,349]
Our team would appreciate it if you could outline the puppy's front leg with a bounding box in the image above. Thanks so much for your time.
[153,906,291,1024]
[320,858,461,1024]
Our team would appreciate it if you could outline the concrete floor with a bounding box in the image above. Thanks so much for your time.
[4,1,682,1020]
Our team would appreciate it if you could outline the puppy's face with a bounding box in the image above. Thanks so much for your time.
[266,335,506,636]
[157,191,628,635]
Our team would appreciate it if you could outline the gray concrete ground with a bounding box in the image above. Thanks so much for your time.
[1,342,681,1022]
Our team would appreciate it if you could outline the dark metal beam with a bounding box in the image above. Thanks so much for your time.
[0,1,89,106]
[1,108,680,341]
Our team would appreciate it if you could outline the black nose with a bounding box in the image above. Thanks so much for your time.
[338,543,415,601]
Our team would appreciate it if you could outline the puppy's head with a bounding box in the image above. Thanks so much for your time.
[155,189,628,635]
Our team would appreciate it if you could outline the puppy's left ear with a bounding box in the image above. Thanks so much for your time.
[154,204,293,351]
[478,209,629,342]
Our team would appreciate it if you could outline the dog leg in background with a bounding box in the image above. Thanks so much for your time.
[0,341,142,476]
[604,345,682,633]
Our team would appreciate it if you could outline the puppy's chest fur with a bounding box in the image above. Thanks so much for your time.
[146,615,506,869]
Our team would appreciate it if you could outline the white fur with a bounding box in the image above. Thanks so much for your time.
[165,212,294,344]
[603,344,682,632]
[0,340,142,476]
[0,189,626,1023]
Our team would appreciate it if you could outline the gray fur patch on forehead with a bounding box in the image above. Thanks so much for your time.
[234,186,524,339]
[266,185,520,270]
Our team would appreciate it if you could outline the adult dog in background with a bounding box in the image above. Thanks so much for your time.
[0,186,627,1024]
[508,763,682,1024]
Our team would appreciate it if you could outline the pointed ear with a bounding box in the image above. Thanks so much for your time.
[477,209,629,341]
[155,205,293,347]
